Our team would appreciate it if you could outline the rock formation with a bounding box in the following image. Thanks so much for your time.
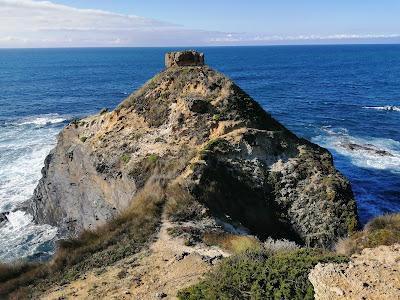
[309,244,400,300]
[30,51,358,247]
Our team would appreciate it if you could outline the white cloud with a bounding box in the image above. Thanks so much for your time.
[0,0,209,47]
[0,0,399,47]
[209,33,400,44]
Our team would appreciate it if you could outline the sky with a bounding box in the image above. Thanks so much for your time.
[0,0,399,48]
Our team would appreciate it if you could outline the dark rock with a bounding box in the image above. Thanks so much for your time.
[0,212,8,224]
[340,142,393,157]
[185,97,210,114]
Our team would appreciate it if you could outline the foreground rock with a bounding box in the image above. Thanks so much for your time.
[309,244,400,300]
[30,51,358,247]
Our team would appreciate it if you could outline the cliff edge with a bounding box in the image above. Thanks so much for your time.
[30,51,358,248]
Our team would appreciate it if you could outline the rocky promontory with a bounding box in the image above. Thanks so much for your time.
[30,50,358,248]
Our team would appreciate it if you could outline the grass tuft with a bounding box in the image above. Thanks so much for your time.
[335,213,400,256]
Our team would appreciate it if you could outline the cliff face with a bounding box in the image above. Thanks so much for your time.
[30,51,358,247]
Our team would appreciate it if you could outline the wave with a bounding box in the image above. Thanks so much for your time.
[15,113,68,127]
[0,113,62,261]
[313,127,400,173]
[363,105,400,112]
[0,211,57,262]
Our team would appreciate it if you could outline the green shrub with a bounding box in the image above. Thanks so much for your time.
[178,249,348,300]
[336,213,400,256]
[80,136,88,143]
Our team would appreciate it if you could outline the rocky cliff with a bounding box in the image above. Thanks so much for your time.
[30,51,358,247]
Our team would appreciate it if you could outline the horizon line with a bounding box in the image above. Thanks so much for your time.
[1,42,400,50]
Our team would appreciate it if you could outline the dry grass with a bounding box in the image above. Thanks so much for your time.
[203,232,262,254]
[164,183,204,222]
[0,182,165,299]
[335,213,400,256]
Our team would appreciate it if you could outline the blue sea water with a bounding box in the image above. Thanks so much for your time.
[0,45,399,261]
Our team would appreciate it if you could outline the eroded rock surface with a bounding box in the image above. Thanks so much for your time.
[309,244,400,300]
[30,51,358,247]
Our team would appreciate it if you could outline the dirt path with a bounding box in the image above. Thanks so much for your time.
[41,218,228,300]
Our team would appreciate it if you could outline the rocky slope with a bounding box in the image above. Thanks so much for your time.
[309,244,400,300]
[30,50,358,247]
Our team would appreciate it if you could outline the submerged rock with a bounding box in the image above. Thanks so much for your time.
[30,51,358,247]
[339,142,394,157]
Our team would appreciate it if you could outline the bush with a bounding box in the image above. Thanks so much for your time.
[335,213,400,256]
[178,249,348,300]
[263,237,300,254]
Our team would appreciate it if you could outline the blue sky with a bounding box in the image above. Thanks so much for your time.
[0,0,399,47]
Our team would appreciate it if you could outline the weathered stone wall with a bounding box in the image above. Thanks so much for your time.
[165,51,205,68]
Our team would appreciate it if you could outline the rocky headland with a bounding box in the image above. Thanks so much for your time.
[30,50,358,248]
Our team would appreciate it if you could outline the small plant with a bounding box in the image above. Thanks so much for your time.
[212,114,221,122]
[147,153,159,164]
[80,136,88,143]
[120,153,131,164]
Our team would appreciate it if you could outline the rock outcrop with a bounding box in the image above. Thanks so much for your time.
[30,51,358,247]
[309,244,400,300]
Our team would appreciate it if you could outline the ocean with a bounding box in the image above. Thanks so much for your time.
[0,45,399,262]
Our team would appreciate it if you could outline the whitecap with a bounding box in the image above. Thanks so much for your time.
[14,113,68,127]
[312,128,400,173]
[0,113,62,261]
[0,211,57,262]
[363,105,400,112]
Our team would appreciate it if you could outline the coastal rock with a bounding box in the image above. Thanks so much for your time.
[30,51,358,247]
[0,212,7,224]
[309,244,400,300]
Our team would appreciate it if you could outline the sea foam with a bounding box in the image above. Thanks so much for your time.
[363,105,400,112]
[313,127,400,173]
[0,114,64,261]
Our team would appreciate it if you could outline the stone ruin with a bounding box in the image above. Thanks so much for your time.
[165,50,205,68]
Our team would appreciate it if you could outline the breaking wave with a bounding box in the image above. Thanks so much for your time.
[0,114,65,261]
[312,127,400,173]
[363,105,400,112]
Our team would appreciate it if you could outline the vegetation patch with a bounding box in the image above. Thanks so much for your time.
[178,249,348,300]
[165,183,204,222]
[147,153,159,164]
[336,213,400,256]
